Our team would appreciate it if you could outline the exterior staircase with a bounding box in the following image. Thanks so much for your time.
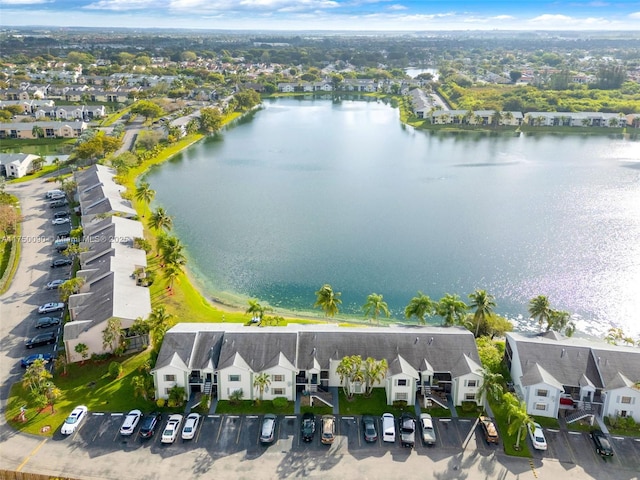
[203,381,212,395]
[565,406,595,424]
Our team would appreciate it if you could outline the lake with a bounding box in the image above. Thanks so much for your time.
[146,97,640,337]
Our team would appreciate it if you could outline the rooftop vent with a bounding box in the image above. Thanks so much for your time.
[415,337,419,344]
[428,337,434,345]
[561,348,566,358]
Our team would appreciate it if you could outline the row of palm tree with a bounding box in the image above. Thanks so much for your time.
[314,285,577,337]
[336,355,389,400]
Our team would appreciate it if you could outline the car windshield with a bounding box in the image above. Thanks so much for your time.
[66,417,77,424]
[536,435,545,442]
[184,426,193,432]
[600,437,611,449]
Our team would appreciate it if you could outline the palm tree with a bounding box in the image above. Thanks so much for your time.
[148,207,173,232]
[253,373,271,404]
[404,291,435,325]
[506,397,534,451]
[363,357,388,396]
[528,295,551,331]
[159,236,187,267]
[468,289,496,337]
[32,125,44,139]
[314,284,342,317]
[163,263,182,294]
[246,299,270,323]
[135,182,156,208]
[548,309,571,333]
[436,293,468,326]
[477,369,504,407]
[362,293,390,325]
[336,355,362,399]
[131,375,148,400]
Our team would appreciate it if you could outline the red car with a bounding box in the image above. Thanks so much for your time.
[560,395,575,406]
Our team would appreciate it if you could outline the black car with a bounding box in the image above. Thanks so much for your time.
[301,412,316,442]
[36,316,62,329]
[590,429,614,457]
[399,413,416,448]
[25,331,56,349]
[362,415,378,443]
[139,412,162,438]
[51,258,73,268]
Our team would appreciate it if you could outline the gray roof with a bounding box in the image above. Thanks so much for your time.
[591,347,640,387]
[155,324,480,378]
[521,363,564,390]
[217,332,298,371]
[297,327,479,375]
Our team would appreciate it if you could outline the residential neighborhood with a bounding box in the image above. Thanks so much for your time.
[1,26,639,480]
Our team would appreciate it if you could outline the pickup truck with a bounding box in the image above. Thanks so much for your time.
[479,416,500,444]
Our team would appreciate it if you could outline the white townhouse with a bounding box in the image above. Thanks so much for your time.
[152,324,484,407]
[75,164,137,223]
[505,331,640,422]
[0,153,38,178]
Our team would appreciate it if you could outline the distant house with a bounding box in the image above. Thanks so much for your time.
[505,331,640,422]
[0,121,87,140]
[525,112,627,128]
[152,324,484,407]
[0,153,39,178]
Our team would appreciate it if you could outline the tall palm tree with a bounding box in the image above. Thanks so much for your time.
[163,263,182,294]
[404,291,435,325]
[506,397,534,451]
[135,181,156,208]
[363,357,388,397]
[336,355,362,399]
[528,295,551,331]
[477,369,504,407]
[468,289,496,337]
[253,373,271,404]
[314,284,342,317]
[246,299,271,322]
[436,293,468,327]
[362,293,390,325]
[159,235,187,267]
[148,207,173,232]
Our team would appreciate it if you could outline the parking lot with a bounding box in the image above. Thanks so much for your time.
[47,410,640,478]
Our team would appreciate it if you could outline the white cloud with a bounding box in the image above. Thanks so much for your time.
[387,4,407,11]
[169,0,338,13]
[84,0,156,11]
[0,0,50,4]
[629,11,640,19]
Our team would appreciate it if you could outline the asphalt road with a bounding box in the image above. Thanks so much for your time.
[1,175,637,480]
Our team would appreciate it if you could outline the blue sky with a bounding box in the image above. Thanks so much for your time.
[1,0,639,31]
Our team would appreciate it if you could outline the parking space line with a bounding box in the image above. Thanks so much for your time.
[568,431,581,435]
[285,415,296,419]
[547,429,559,433]
[247,415,258,418]
[236,416,243,444]
[612,436,624,440]
[93,412,105,416]
[208,415,219,418]
[111,413,123,416]
[215,417,223,443]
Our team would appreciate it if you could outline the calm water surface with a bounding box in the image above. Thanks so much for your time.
[147,98,640,336]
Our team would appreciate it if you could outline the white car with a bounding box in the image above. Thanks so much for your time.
[46,279,65,290]
[38,302,65,314]
[52,217,70,225]
[120,409,142,436]
[161,414,183,444]
[419,413,437,446]
[528,422,547,451]
[61,405,88,435]
[181,413,201,440]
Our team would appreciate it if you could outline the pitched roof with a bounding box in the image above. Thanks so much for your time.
[217,332,297,371]
[153,332,198,370]
[520,363,564,390]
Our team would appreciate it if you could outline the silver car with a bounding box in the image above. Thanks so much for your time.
[419,413,436,446]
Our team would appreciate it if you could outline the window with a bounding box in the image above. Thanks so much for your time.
[320,371,329,379]
[272,388,285,395]
[228,375,241,382]
[395,393,408,401]
[621,396,632,404]
[535,403,547,411]
[164,374,176,382]
[620,410,628,417]
[164,388,172,395]
[536,389,548,397]
[396,379,408,387]
[465,394,476,401]
[466,380,477,388]
[272,374,285,382]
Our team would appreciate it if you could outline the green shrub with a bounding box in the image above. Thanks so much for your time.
[156,398,166,408]
[461,401,477,412]
[392,400,407,409]
[272,397,288,409]
[108,361,122,379]
[229,389,243,405]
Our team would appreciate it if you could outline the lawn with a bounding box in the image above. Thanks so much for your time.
[455,403,485,419]
[337,389,414,417]
[215,400,294,415]
[531,416,560,429]
[566,419,595,433]
[300,405,333,416]
[5,350,164,437]
[489,399,532,458]
[422,406,452,418]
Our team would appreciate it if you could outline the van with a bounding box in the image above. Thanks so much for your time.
[49,199,68,208]
[382,413,396,443]
[45,190,64,199]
